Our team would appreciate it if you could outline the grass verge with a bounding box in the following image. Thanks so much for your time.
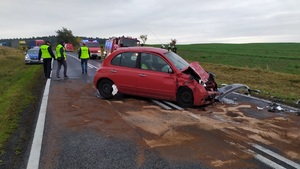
[0,46,44,156]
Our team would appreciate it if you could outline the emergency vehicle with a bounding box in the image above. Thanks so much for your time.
[65,43,74,52]
[81,40,101,59]
[104,36,140,57]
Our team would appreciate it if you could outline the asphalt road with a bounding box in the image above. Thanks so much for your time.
[23,53,300,169]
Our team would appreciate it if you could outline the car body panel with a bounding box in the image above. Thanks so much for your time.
[187,62,210,83]
[136,69,177,100]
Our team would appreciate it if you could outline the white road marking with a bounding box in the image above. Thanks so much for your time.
[67,53,99,70]
[249,150,287,169]
[26,78,51,169]
[252,144,300,169]
[163,101,183,110]
[152,100,172,110]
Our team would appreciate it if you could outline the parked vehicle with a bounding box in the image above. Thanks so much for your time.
[11,40,27,51]
[26,39,44,49]
[25,46,42,64]
[81,40,101,59]
[0,41,7,46]
[65,43,74,52]
[93,47,218,108]
[104,36,140,58]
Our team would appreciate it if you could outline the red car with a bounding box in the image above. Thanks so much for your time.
[93,47,218,107]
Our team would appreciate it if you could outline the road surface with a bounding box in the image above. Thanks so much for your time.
[23,52,300,169]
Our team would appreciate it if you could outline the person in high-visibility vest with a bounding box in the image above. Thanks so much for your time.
[55,41,68,79]
[38,41,55,78]
[78,42,90,74]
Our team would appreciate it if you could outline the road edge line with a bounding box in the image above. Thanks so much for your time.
[26,78,51,169]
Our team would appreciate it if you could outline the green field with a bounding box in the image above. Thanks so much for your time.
[177,43,300,75]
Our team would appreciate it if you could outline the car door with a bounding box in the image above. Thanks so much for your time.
[109,52,138,95]
[136,53,177,100]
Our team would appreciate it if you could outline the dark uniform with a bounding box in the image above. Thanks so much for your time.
[38,41,55,78]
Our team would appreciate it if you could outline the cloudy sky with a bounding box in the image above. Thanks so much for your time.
[1,0,299,44]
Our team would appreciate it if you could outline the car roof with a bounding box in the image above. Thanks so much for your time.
[114,46,168,54]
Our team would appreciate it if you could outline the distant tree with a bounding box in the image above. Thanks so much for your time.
[56,27,77,45]
[139,35,148,45]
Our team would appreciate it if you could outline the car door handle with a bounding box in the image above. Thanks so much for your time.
[139,74,146,77]
[110,69,117,73]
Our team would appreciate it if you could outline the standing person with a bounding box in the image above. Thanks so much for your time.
[38,41,55,78]
[78,42,90,74]
[55,41,68,78]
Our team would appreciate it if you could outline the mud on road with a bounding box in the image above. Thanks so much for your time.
[40,77,300,168]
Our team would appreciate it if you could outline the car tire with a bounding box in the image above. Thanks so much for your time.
[176,87,193,108]
[98,79,115,99]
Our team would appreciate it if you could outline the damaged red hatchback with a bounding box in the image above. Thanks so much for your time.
[93,47,218,107]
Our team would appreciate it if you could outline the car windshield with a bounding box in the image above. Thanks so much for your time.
[28,49,39,54]
[86,42,99,47]
[164,52,189,70]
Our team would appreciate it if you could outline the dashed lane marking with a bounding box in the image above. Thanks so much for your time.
[252,144,300,169]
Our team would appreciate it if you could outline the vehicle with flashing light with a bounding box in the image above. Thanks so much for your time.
[104,36,140,58]
[81,40,101,59]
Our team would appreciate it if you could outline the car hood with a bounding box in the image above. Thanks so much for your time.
[182,62,209,82]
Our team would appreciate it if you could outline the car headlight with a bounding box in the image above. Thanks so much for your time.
[25,54,30,59]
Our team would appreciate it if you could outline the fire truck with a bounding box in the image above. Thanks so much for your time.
[81,40,101,59]
[104,36,140,58]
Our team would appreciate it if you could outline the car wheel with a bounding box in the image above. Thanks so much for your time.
[98,79,115,99]
[176,87,193,108]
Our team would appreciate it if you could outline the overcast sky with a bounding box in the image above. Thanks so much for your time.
[1,0,299,44]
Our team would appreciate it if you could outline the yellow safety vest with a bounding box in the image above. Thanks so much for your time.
[40,45,52,59]
[56,44,66,60]
[80,46,89,59]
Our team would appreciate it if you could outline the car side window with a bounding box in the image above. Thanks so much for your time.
[140,53,171,73]
[111,54,121,65]
[111,52,137,68]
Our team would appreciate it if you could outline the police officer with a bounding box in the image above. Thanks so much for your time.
[38,41,55,78]
[78,42,90,74]
[55,41,68,78]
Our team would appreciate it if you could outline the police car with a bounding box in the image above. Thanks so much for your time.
[25,46,42,64]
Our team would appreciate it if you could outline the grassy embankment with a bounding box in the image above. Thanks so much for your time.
[176,43,300,105]
[0,46,44,158]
